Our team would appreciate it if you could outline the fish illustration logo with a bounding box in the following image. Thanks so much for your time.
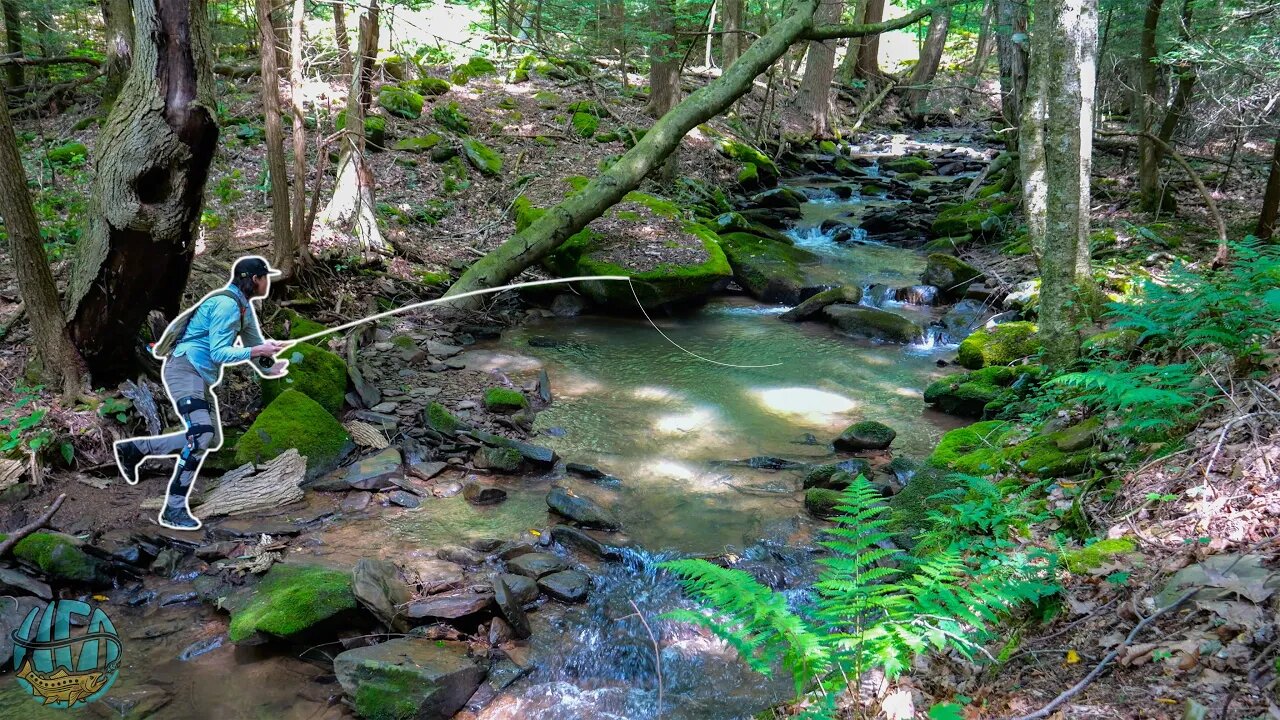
[12,599,121,708]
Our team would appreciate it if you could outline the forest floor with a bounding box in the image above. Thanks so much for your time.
[0,60,1277,719]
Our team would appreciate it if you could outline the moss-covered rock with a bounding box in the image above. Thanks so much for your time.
[483,387,528,412]
[886,464,961,533]
[1006,434,1092,478]
[716,232,823,304]
[883,155,933,174]
[432,102,471,133]
[715,138,779,183]
[450,55,497,84]
[533,90,559,108]
[336,113,387,150]
[262,342,348,413]
[228,563,357,642]
[274,308,326,339]
[956,321,1041,369]
[334,639,485,720]
[6,532,100,583]
[921,254,984,300]
[47,141,88,166]
[542,191,733,311]
[923,365,1040,417]
[510,54,538,82]
[736,163,761,188]
[392,134,443,153]
[805,488,843,518]
[425,402,466,436]
[931,197,1016,238]
[378,86,424,120]
[415,77,451,96]
[235,390,352,474]
[1062,538,1136,573]
[461,137,502,176]
[928,420,1018,474]
[822,304,924,344]
[478,445,523,472]
[779,285,862,322]
[803,460,871,490]
[378,53,407,80]
[571,111,599,137]
[834,421,896,451]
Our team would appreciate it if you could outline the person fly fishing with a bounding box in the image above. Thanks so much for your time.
[113,256,290,530]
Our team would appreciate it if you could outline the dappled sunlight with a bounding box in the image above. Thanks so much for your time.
[653,407,717,434]
[632,386,685,402]
[753,387,857,419]
[460,349,543,373]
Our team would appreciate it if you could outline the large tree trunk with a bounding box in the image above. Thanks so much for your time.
[442,1,958,308]
[1155,0,1195,161]
[256,0,293,274]
[904,5,952,119]
[66,0,219,384]
[1258,129,1280,241]
[1136,0,1165,212]
[721,0,743,67]
[647,0,681,118]
[2,0,22,88]
[796,0,843,138]
[317,0,388,258]
[100,0,135,105]
[0,101,86,398]
[1021,0,1097,367]
[854,0,885,79]
[288,0,310,268]
[968,0,995,79]
[333,0,352,83]
[356,0,377,111]
[995,0,1028,136]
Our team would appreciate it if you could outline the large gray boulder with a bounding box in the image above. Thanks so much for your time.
[822,304,924,344]
[334,639,485,720]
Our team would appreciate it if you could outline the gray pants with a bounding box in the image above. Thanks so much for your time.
[133,355,223,507]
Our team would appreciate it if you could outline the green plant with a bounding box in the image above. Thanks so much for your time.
[98,396,132,423]
[917,474,1050,557]
[661,478,1056,717]
[0,385,55,459]
[214,170,244,203]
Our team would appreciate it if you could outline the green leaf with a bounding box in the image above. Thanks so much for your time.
[59,442,74,465]
[929,703,965,720]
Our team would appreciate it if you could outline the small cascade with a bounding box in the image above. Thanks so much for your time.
[860,284,899,308]
[864,161,881,179]
[786,225,839,251]
[896,284,939,306]
[907,326,958,354]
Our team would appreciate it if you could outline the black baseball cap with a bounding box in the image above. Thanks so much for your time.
[233,256,283,280]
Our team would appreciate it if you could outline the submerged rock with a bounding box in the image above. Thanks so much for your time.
[779,286,862,322]
[941,299,990,336]
[803,459,872,489]
[334,639,485,720]
[550,525,624,560]
[717,232,826,304]
[834,421,897,451]
[822,304,924,344]
[546,487,620,530]
[463,481,508,504]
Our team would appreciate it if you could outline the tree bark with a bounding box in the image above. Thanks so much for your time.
[721,0,743,67]
[854,0,885,79]
[968,0,995,80]
[288,0,310,268]
[1136,0,1164,212]
[318,0,388,258]
[1258,129,1280,241]
[1021,0,1097,367]
[0,101,86,398]
[904,5,951,119]
[443,0,959,308]
[2,0,22,88]
[333,0,352,83]
[256,0,293,275]
[100,0,135,105]
[995,0,1028,135]
[66,0,219,385]
[647,0,681,118]
[796,0,843,138]
[1155,0,1195,160]
[356,0,377,111]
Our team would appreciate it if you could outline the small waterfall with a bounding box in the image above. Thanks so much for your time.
[863,161,881,179]
[786,226,838,250]
[907,326,957,354]
[896,285,939,306]
[860,284,899,308]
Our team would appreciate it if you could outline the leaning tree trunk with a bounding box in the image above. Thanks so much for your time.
[996,0,1028,139]
[100,0,135,105]
[442,1,959,309]
[317,0,388,258]
[256,0,293,275]
[1155,0,1195,162]
[796,0,843,137]
[722,0,743,67]
[968,0,995,79]
[0,100,86,398]
[2,0,22,87]
[1022,0,1097,367]
[854,0,885,79]
[1136,0,1165,212]
[904,5,952,120]
[66,0,219,385]
[1258,127,1280,241]
[288,0,310,267]
[333,0,352,83]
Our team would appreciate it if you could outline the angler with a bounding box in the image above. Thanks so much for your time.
[113,256,290,530]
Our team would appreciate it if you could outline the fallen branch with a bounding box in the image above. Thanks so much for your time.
[1008,588,1197,720]
[13,71,103,115]
[0,493,67,558]
[0,55,101,68]
[850,81,896,133]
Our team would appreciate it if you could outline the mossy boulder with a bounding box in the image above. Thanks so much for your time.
[378,86,424,120]
[235,390,352,475]
[483,387,528,412]
[716,232,824,304]
[450,55,497,84]
[805,488,843,518]
[542,191,732,311]
[432,102,471,133]
[822,304,924,344]
[510,54,537,82]
[3,532,100,583]
[334,639,485,720]
[715,138,779,184]
[921,254,984,300]
[228,563,357,642]
[571,111,599,137]
[1062,538,1136,573]
[886,464,961,533]
[47,141,88,166]
[803,460,871,490]
[1006,434,1092,478]
[956,321,1040,369]
[425,402,466,436]
[834,421,896,451]
[928,420,1018,474]
[931,197,1016,238]
[274,308,326,339]
[736,163,761,188]
[533,90,559,108]
[336,113,387,150]
[393,134,443,153]
[415,77,451,96]
[779,285,862,322]
[378,53,407,80]
[461,137,502,176]
[883,155,933,174]
[262,342,348,413]
[923,365,1041,418]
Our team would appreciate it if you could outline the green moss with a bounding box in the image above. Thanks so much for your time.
[483,387,528,412]
[1082,328,1141,356]
[262,342,347,413]
[336,113,387,149]
[431,102,471,133]
[1062,538,1136,573]
[1003,432,1093,478]
[714,138,779,181]
[512,195,545,232]
[392,134,442,153]
[275,308,326,340]
[887,464,961,533]
[736,163,759,186]
[354,674,422,720]
[461,137,502,176]
[415,77,451,96]
[533,90,559,108]
[805,488,843,518]
[928,420,1017,474]
[228,564,356,642]
[923,365,1040,418]
[417,270,451,286]
[378,86,424,120]
[836,420,896,450]
[426,402,463,435]
[883,155,933,174]
[510,54,538,83]
[571,111,599,137]
[71,116,100,131]
[235,390,351,473]
[480,445,523,472]
[956,322,1041,369]
[818,140,838,154]
[716,231,821,303]
[47,141,88,166]
[9,532,98,582]
[803,461,870,489]
[931,197,1015,238]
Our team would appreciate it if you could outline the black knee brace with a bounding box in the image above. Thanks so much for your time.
[176,396,214,475]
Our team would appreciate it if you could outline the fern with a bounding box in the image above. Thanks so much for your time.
[660,477,1057,716]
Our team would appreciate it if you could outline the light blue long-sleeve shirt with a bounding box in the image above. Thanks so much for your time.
[171,284,266,385]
